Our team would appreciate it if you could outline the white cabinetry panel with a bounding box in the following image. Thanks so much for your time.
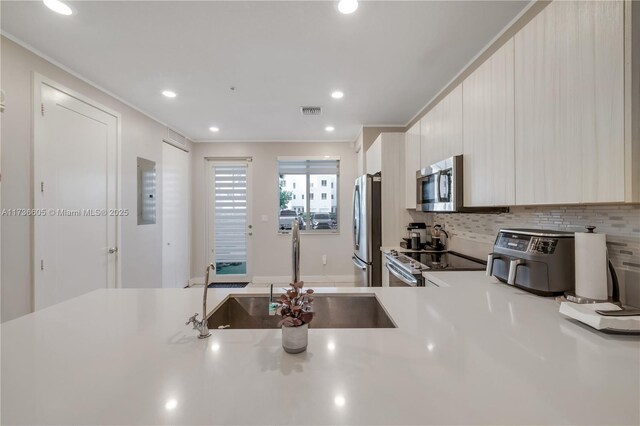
[420,110,434,169]
[366,137,382,174]
[514,0,624,205]
[463,38,515,207]
[440,84,463,160]
[419,84,463,170]
[364,133,405,246]
[404,121,420,209]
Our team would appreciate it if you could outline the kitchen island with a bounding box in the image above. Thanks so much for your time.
[2,272,638,425]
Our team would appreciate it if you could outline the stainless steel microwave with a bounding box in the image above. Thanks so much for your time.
[416,155,463,212]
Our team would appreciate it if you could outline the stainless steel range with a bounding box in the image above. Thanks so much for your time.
[384,250,486,287]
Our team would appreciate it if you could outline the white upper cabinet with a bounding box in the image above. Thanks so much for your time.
[463,38,515,207]
[419,107,435,169]
[514,0,624,205]
[440,84,463,160]
[366,133,406,246]
[404,121,421,209]
[365,137,382,174]
[420,84,463,170]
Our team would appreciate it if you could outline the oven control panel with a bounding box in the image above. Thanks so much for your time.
[495,233,558,255]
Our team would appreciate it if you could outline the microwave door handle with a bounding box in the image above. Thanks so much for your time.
[436,172,442,202]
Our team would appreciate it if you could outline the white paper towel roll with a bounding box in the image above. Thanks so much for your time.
[575,230,608,300]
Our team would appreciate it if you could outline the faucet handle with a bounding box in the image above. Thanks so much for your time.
[185,313,199,326]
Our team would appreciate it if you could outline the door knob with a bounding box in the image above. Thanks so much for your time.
[108,247,118,254]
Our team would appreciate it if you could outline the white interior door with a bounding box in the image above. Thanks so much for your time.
[34,81,118,310]
[207,161,252,283]
[162,143,190,288]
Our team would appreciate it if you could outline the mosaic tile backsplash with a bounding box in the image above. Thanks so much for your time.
[412,204,640,305]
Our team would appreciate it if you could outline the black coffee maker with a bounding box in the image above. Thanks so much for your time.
[401,222,428,250]
[431,224,449,251]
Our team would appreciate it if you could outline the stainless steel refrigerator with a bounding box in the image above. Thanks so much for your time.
[352,173,382,287]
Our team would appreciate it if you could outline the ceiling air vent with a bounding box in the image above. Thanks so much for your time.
[300,106,322,116]
[163,128,189,152]
[167,128,187,147]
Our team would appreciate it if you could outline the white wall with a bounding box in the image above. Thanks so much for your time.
[191,142,357,283]
[0,36,189,322]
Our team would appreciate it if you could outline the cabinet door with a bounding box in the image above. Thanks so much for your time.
[440,84,463,159]
[420,110,435,169]
[366,136,382,174]
[463,39,515,207]
[380,133,406,246]
[429,103,443,163]
[514,0,624,205]
[579,1,624,202]
[404,121,421,209]
[420,84,463,170]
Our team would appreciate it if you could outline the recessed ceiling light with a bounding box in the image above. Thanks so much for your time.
[338,0,358,14]
[331,91,344,99]
[162,90,177,98]
[209,127,220,132]
[164,399,178,411]
[325,126,335,132]
[43,0,73,15]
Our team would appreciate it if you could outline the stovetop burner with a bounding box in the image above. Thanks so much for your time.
[399,251,485,271]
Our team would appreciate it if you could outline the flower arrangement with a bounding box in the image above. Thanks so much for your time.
[277,281,314,327]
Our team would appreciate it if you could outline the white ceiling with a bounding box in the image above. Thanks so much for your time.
[1,1,529,141]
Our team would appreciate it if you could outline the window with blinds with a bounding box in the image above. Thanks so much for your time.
[213,164,247,275]
[278,158,339,233]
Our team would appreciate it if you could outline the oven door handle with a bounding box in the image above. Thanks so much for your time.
[385,262,418,286]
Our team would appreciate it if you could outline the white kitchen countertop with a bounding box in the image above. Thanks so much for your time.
[2,273,639,425]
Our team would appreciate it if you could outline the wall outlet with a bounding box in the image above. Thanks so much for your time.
[261,215,269,222]
[322,255,327,265]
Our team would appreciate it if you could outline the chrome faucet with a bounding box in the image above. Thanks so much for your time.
[292,219,300,283]
[185,263,214,339]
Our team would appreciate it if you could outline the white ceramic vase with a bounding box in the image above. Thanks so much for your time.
[282,323,308,354]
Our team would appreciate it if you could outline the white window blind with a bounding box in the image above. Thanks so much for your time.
[213,164,247,267]
[278,159,340,175]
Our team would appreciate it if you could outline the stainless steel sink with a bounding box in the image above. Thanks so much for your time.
[207,294,396,329]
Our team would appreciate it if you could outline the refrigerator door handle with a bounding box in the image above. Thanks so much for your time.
[352,256,367,271]
[352,183,361,250]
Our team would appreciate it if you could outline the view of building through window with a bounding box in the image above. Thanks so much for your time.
[278,159,339,232]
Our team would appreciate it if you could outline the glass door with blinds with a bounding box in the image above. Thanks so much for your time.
[207,161,251,282]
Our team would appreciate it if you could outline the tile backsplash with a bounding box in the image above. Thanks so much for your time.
[410,204,640,306]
